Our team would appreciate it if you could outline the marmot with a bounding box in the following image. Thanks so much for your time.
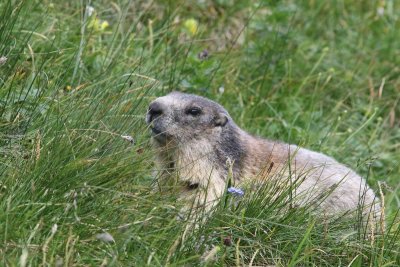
[146,92,381,222]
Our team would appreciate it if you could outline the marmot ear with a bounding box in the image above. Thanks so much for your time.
[215,113,228,127]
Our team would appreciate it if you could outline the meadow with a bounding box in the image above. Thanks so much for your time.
[0,0,399,265]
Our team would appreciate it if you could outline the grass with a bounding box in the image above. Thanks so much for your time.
[1,0,399,265]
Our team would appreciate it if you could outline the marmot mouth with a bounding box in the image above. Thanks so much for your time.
[151,127,162,135]
[151,127,168,143]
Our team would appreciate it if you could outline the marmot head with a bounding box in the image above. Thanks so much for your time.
[146,92,230,145]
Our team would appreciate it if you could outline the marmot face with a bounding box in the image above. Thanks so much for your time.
[146,92,229,145]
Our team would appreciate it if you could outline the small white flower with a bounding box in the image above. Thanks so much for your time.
[96,232,115,243]
[121,135,135,144]
[218,86,224,94]
[86,5,95,17]
[0,56,7,66]
[377,7,384,16]
[51,224,58,234]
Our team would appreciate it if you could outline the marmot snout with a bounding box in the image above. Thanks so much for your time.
[146,92,381,222]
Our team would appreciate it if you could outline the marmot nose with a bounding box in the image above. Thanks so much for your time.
[147,102,164,123]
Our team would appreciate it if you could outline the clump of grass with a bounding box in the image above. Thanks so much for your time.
[1,0,399,265]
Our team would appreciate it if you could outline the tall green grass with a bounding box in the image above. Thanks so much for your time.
[1,0,399,265]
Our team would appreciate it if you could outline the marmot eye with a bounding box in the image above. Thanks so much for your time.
[186,107,202,116]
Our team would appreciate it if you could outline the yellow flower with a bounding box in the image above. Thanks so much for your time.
[100,21,109,31]
[88,17,100,30]
[88,17,109,32]
[183,18,198,36]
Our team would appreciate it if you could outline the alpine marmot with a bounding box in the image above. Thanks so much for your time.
[146,92,381,221]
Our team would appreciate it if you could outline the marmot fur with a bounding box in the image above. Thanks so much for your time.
[146,92,381,221]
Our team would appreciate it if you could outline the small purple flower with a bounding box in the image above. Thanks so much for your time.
[227,187,244,196]
[198,49,209,60]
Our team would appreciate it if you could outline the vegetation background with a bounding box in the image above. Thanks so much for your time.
[0,0,399,265]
